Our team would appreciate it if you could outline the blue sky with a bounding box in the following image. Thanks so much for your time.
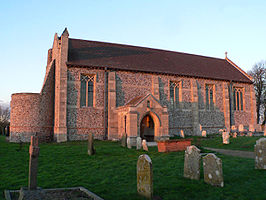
[0,0,265,103]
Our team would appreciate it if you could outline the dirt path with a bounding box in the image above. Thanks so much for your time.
[203,147,254,159]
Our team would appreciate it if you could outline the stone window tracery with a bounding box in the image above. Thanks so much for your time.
[80,74,95,107]
[169,81,181,105]
[233,87,244,111]
[206,84,215,110]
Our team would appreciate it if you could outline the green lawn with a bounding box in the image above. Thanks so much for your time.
[196,135,265,152]
[0,136,266,200]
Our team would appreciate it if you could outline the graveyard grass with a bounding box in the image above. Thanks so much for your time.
[1,136,266,200]
[197,135,265,151]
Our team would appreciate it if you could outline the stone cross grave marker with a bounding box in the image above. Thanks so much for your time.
[222,131,230,144]
[202,130,207,137]
[136,137,142,150]
[121,133,127,147]
[254,138,266,170]
[137,154,153,199]
[88,133,95,155]
[203,153,224,187]
[28,136,40,190]
[180,130,185,138]
[184,145,201,180]
[127,137,132,149]
[142,139,149,151]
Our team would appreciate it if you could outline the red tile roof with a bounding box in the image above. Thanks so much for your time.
[67,38,252,83]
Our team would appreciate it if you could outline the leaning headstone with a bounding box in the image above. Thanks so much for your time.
[88,133,95,155]
[142,139,149,151]
[180,130,185,138]
[203,154,224,187]
[254,138,266,170]
[222,132,230,144]
[28,136,40,190]
[127,137,132,149]
[202,130,207,137]
[184,145,201,180]
[137,154,153,199]
[136,137,142,150]
[121,133,127,147]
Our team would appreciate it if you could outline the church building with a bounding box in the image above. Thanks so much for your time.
[10,28,257,144]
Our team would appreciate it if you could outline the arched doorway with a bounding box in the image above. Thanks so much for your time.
[140,115,154,141]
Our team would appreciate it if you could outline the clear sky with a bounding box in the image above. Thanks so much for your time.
[0,0,265,103]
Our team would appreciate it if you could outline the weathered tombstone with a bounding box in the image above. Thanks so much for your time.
[219,129,223,134]
[233,132,237,138]
[199,124,202,131]
[231,125,237,132]
[202,130,207,137]
[264,127,266,136]
[28,136,40,190]
[88,133,95,155]
[136,137,142,150]
[249,125,255,132]
[127,137,132,149]
[247,132,253,137]
[121,133,127,147]
[137,154,153,199]
[142,139,149,151]
[184,145,201,180]
[180,130,185,138]
[203,154,224,187]
[238,124,244,132]
[222,132,230,144]
[254,138,266,170]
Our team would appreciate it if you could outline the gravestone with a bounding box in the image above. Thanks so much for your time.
[202,130,207,137]
[199,124,202,131]
[231,125,237,132]
[233,132,237,138]
[121,133,127,147]
[247,132,253,137]
[254,138,266,170]
[127,137,132,149]
[136,137,142,150]
[238,124,244,132]
[180,130,185,138]
[203,154,224,187]
[142,139,149,151]
[219,129,223,134]
[249,125,255,132]
[137,154,153,199]
[222,132,230,144]
[264,127,266,136]
[88,133,95,155]
[28,136,40,190]
[184,145,201,180]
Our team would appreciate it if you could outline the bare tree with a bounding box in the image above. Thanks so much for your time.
[248,61,266,124]
[0,105,10,133]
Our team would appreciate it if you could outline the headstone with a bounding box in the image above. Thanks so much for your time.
[184,145,201,180]
[219,129,223,134]
[238,124,244,132]
[127,137,132,149]
[254,138,266,170]
[249,125,255,132]
[202,130,207,137]
[137,154,153,199]
[231,125,237,132]
[203,153,224,187]
[233,132,237,138]
[136,137,142,150]
[199,124,202,131]
[142,139,148,151]
[88,133,95,155]
[222,132,230,144]
[264,127,266,136]
[180,130,185,138]
[121,133,127,147]
[28,136,40,190]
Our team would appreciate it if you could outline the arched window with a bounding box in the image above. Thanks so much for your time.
[80,74,95,107]
[170,81,181,105]
[233,87,244,111]
[206,84,215,110]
